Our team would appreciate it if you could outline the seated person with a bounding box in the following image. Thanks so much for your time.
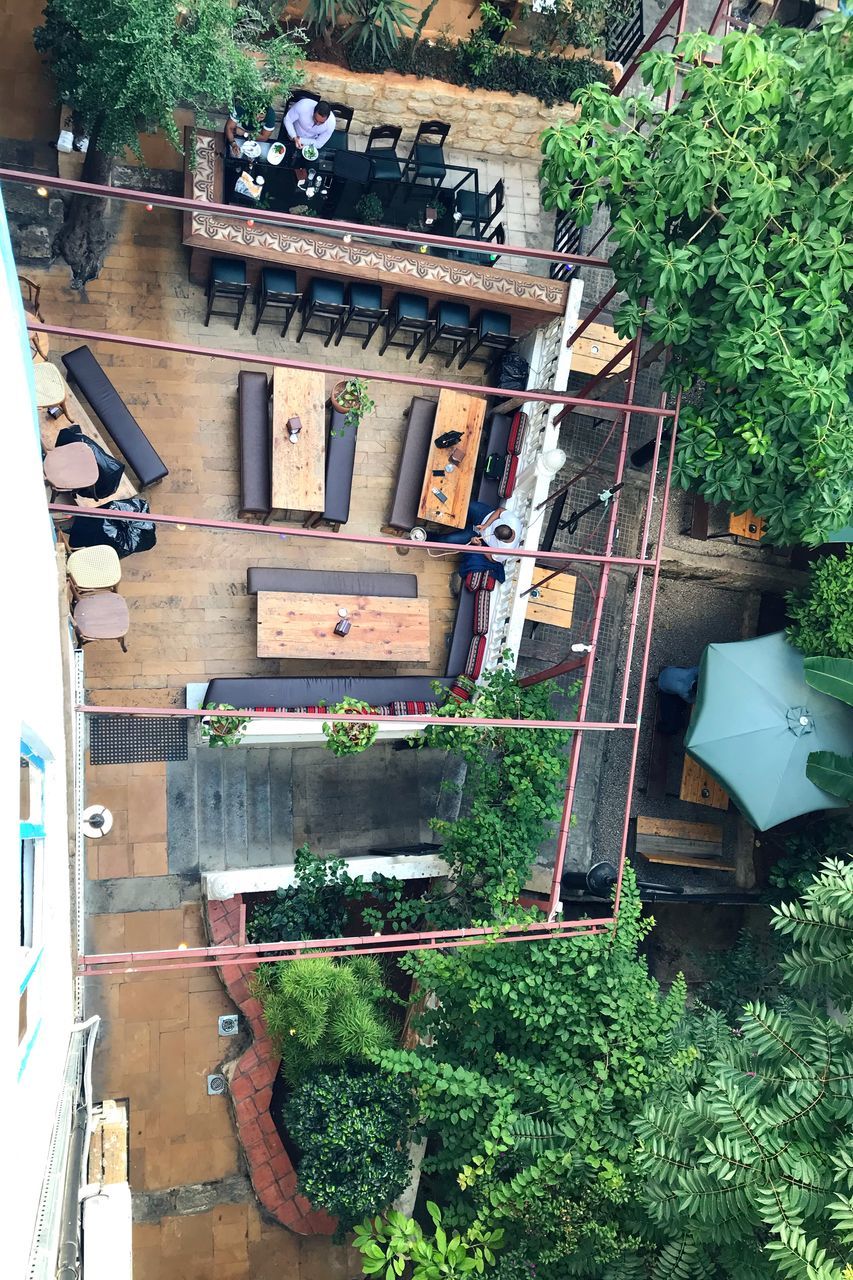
[225,101,277,161]
[281,97,336,176]
[439,500,523,564]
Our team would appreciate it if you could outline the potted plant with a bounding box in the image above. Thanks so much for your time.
[330,376,375,434]
[322,698,379,757]
[354,192,385,226]
[200,702,250,748]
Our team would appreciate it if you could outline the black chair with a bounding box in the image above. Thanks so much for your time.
[319,103,353,172]
[455,179,504,236]
[403,121,450,189]
[449,223,505,267]
[418,301,475,368]
[365,125,403,184]
[276,89,320,143]
[332,150,373,185]
[296,278,348,346]
[336,283,388,350]
[204,258,250,329]
[379,293,431,358]
[252,267,301,337]
[458,309,513,370]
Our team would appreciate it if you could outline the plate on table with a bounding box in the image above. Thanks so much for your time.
[267,142,286,166]
[302,142,319,162]
[241,139,261,160]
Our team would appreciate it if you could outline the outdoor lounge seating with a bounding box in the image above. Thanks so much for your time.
[307,405,357,529]
[365,125,403,183]
[246,567,418,597]
[61,346,169,488]
[403,120,450,189]
[203,675,451,711]
[386,396,438,531]
[237,371,272,520]
[634,816,733,871]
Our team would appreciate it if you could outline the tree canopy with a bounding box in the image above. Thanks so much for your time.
[33,0,304,159]
[540,19,853,547]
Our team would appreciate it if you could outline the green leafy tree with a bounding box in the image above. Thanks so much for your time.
[355,1202,505,1280]
[771,856,853,1011]
[523,0,635,57]
[802,657,853,800]
[253,955,397,1083]
[540,20,853,547]
[379,870,689,1277]
[284,1066,414,1233]
[33,0,304,286]
[787,552,853,660]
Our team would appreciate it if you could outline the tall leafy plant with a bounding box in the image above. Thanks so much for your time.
[803,656,853,800]
[339,0,417,60]
[540,20,853,547]
[787,551,853,660]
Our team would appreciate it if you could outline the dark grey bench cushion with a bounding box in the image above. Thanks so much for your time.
[247,567,418,597]
[322,408,356,524]
[238,371,271,518]
[388,396,437,531]
[445,587,476,677]
[205,676,450,709]
[476,411,513,508]
[62,345,168,488]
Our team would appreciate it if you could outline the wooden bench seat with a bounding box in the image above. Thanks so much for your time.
[386,396,437,532]
[237,370,271,520]
[635,816,734,871]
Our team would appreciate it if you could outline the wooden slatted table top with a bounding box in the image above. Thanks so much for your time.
[418,390,487,529]
[257,591,431,662]
[570,323,632,378]
[525,570,576,630]
[270,367,326,512]
[728,509,765,542]
[680,753,730,810]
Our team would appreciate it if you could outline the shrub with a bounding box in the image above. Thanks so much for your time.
[767,816,852,897]
[786,549,853,660]
[284,1066,413,1231]
[253,955,397,1083]
[246,846,352,943]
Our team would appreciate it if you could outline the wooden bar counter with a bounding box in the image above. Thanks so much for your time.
[183,129,568,334]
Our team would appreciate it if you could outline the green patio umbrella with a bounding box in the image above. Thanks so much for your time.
[684,632,853,830]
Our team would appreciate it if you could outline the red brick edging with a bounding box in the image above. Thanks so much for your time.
[206,895,336,1235]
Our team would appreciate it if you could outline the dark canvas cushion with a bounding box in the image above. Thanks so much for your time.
[473,589,491,636]
[206,676,451,710]
[463,634,487,680]
[238,370,271,517]
[445,585,476,677]
[62,345,168,488]
[499,454,518,499]
[506,410,528,456]
[476,411,513,507]
[322,409,356,524]
[246,567,417,597]
[388,397,437,531]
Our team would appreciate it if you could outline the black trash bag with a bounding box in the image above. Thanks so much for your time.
[56,423,125,500]
[497,353,529,391]
[68,497,157,558]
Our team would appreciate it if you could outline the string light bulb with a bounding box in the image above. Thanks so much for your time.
[36,186,49,198]
[144,203,153,212]
[246,218,255,229]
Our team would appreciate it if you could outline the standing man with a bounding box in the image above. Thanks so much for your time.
[281,97,336,177]
[225,101,277,161]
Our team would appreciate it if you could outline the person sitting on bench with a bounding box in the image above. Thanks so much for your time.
[656,665,699,736]
[434,500,522,563]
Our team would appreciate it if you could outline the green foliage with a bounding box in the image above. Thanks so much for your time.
[787,552,853,661]
[33,0,305,160]
[379,870,690,1276]
[522,0,634,57]
[322,698,380,757]
[804,656,853,707]
[333,376,376,432]
[540,20,853,547]
[771,856,853,1011]
[253,955,397,1083]
[246,846,352,943]
[420,664,573,925]
[284,1066,413,1231]
[335,33,608,108]
[768,818,853,897]
[802,657,853,798]
[355,1202,505,1280]
[200,702,250,747]
[698,929,780,1024]
[339,0,417,61]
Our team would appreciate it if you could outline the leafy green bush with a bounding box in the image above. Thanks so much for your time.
[698,928,780,1023]
[284,1066,413,1231]
[246,846,351,943]
[787,550,853,660]
[253,955,398,1083]
[767,816,852,896]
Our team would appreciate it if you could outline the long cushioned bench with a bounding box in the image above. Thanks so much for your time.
[246,567,417,597]
[62,345,168,488]
[308,406,357,529]
[476,411,513,508]
[386,396,438,532]
[238,371,271,520]
[205,675,451,711]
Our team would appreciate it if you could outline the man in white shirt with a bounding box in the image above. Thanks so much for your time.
[470,503,523,563]
[282,98,336,170]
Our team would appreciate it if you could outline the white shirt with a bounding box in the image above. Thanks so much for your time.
[482,507,523,562]
[282,99,336,150]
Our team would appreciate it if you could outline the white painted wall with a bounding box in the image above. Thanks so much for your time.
[0,198,75,1279]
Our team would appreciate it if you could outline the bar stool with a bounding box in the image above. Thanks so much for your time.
[458,309,514,370]
[418,301,475,368]
[296,278,348,346]
[455,179,505,236]
[252,267,302,337]
[204,258,250,329]
[403,121,450,189]
[379,293,431,359]
[72,590,130,653]
[33,361,70,418]
[365,125,403,186]
[44,442,99,498]
[66,545,122,598]
[335,283,388,351]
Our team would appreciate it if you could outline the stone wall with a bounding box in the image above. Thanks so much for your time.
[298,62,584,161]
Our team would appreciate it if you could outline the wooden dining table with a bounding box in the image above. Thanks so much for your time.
[525,570,576,629]
[270,367,325,513]
[417,390,487,529]
[256,591,431,662]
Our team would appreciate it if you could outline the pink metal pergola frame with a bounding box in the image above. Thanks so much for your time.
[4,0,723,976]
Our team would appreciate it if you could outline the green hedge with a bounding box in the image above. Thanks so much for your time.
[309,37,609,108]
